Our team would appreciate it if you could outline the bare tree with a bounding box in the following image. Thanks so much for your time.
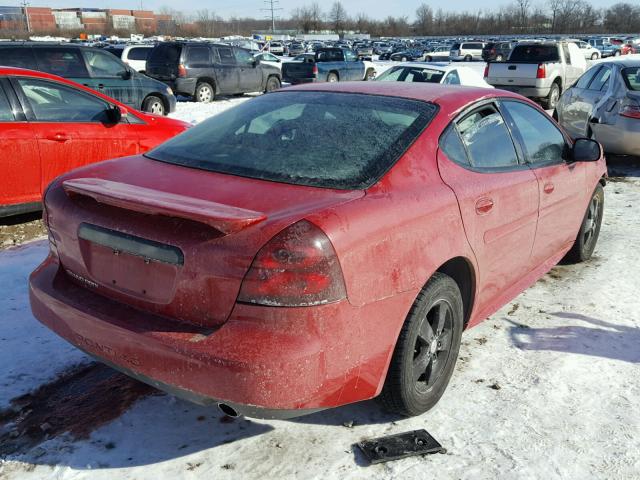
[195,9,217,37]
[415,3,433,35]
[515,0,531,31]
[310,2,323,32]
[328,1,348,33]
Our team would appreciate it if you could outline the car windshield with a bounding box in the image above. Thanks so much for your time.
[146,92,436,190]
[621,67,640,91]
[509,45,560,62]
[376,67,445,83]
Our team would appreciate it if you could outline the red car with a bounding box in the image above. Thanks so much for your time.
[30,83,606,419]
[0,67,189,217]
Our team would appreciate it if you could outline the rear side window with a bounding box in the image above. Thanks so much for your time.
[0,84,14,121]
[146,92,436,190]
[457,106,518,169]
[439,125,469,166]
[588,66,611,91]
[464,43,483,50]
[509,45,559,62]
[217,47,235,64]
[149,44,182,63]
[0,47,37,69]
[575,66,601,89]
[621,67,640,91]
[186,46,210,64]
[127,47,150,61]
[33,48,89,78]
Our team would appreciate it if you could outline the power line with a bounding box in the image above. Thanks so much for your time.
[261,0,282,33]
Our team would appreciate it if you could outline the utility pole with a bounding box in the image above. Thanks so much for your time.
[261,0,282,33]
[20,0,30,33]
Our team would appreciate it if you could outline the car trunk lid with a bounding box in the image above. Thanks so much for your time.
[46,156,363,328]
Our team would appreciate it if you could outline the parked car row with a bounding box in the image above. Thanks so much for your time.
[282,47,376,84]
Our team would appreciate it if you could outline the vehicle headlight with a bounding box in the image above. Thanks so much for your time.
[166,87,174,95]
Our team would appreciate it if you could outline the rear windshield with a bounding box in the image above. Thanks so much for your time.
[149,43,182,63]
[509,45,559,62]
[146,92,436,190]
[621,67,640,91]
[451,43,460,50]
[376,66,445,83]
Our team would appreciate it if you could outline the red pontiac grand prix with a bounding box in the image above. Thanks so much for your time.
[30,82,606,419]
[0,67,189,217]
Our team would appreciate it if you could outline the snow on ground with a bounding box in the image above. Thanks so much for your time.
[1,162,639,479]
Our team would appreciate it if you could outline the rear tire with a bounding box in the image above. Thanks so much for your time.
[614,50,621,57]
[327,72,339,83]
[543,82,561,110]
[464,55,472,62]
[265,76,281,92]
[142,95,165,115]
[591,52,599,60]
[496,54,504,61]
[565,184,604,263]
[379,273,464,417]
[195,82,214,103]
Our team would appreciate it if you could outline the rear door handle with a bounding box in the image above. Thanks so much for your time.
[544,182,555,194]
[45,133,69,142]
[475,197,494,215]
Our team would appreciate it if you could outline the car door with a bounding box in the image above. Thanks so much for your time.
[213,46,240,94]
[83,48,141,109]
[557,66,602,138]
[343,50,362,80]
[12,76,139,193]
[0,78,41,211]
[436,102,540,311]
[500,100,588,265]
[234,48,262,92]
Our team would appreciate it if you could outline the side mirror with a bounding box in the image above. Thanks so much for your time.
[572,138,601,162]
[120,69,132,80]
[105,105,125,124]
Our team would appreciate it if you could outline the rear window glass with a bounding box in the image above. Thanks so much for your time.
[622,67,640,91]
[451,43,460,50]
[104,47,124,58]
[377,67,444,83]
[0,47,37,69]
[509,45,559,62]
[146,92,436,190]
[33,47,89,78]
[127,47,150,61]
[186,46,210,64]
[149,44,182,63]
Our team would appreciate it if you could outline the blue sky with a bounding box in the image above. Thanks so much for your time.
[14,0,616,19]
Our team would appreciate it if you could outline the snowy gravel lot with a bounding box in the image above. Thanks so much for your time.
[1,91,639,479]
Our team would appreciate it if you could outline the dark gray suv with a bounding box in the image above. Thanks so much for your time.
[146,42,282,102]
[0,43,176,115]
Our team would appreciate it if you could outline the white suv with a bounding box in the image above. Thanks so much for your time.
[449,42,485,62]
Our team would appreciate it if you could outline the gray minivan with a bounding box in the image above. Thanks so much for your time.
[0,43,176,115]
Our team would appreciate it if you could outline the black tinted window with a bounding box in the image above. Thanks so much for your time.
[33,48,89,78]
[0,84,14,121]
[451,43,460,50]
[186,46,210,64]
[465,43,483,49]
[576,66,601,89]
[0,47,37,69]
[502,101,565,164]
[128,47,150,61]
[104,47,124,58]
[17,78,108,123]
[509,45,559,62]
[457,106,518,168]
[147,92,436,189]
[440,125,469,165]
[149,44,182,63]
[376,67,444,83]
[217,47,235,64]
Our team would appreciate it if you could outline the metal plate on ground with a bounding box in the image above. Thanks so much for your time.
[357,429,444,464]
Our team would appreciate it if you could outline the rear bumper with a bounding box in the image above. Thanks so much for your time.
[29,256,412,418]
[493,85,550,98]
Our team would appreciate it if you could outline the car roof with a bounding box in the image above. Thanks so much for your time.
[283,82,519,116]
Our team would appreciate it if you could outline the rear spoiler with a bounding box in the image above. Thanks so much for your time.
[63,178,266,235]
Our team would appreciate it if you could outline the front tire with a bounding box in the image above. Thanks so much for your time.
[543,82,561,110]
[265,76,281,92]
[327,72,339,83]
[142,95,166,115]
[591,52,599,60]
[195,82,214,103]
[565,184,604,263]
[379,273,464,417]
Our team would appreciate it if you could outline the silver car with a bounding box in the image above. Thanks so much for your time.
[555,60,640,156]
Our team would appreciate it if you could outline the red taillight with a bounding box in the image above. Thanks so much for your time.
[312,64,318,77]
[238,220,347,307]
[178,64,187,78]
[620,104,640,119]
[483,65,489,78]
[536,63,546,79]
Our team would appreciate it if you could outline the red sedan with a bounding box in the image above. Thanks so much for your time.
[30,83,606,418]
[0,67,189,217]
